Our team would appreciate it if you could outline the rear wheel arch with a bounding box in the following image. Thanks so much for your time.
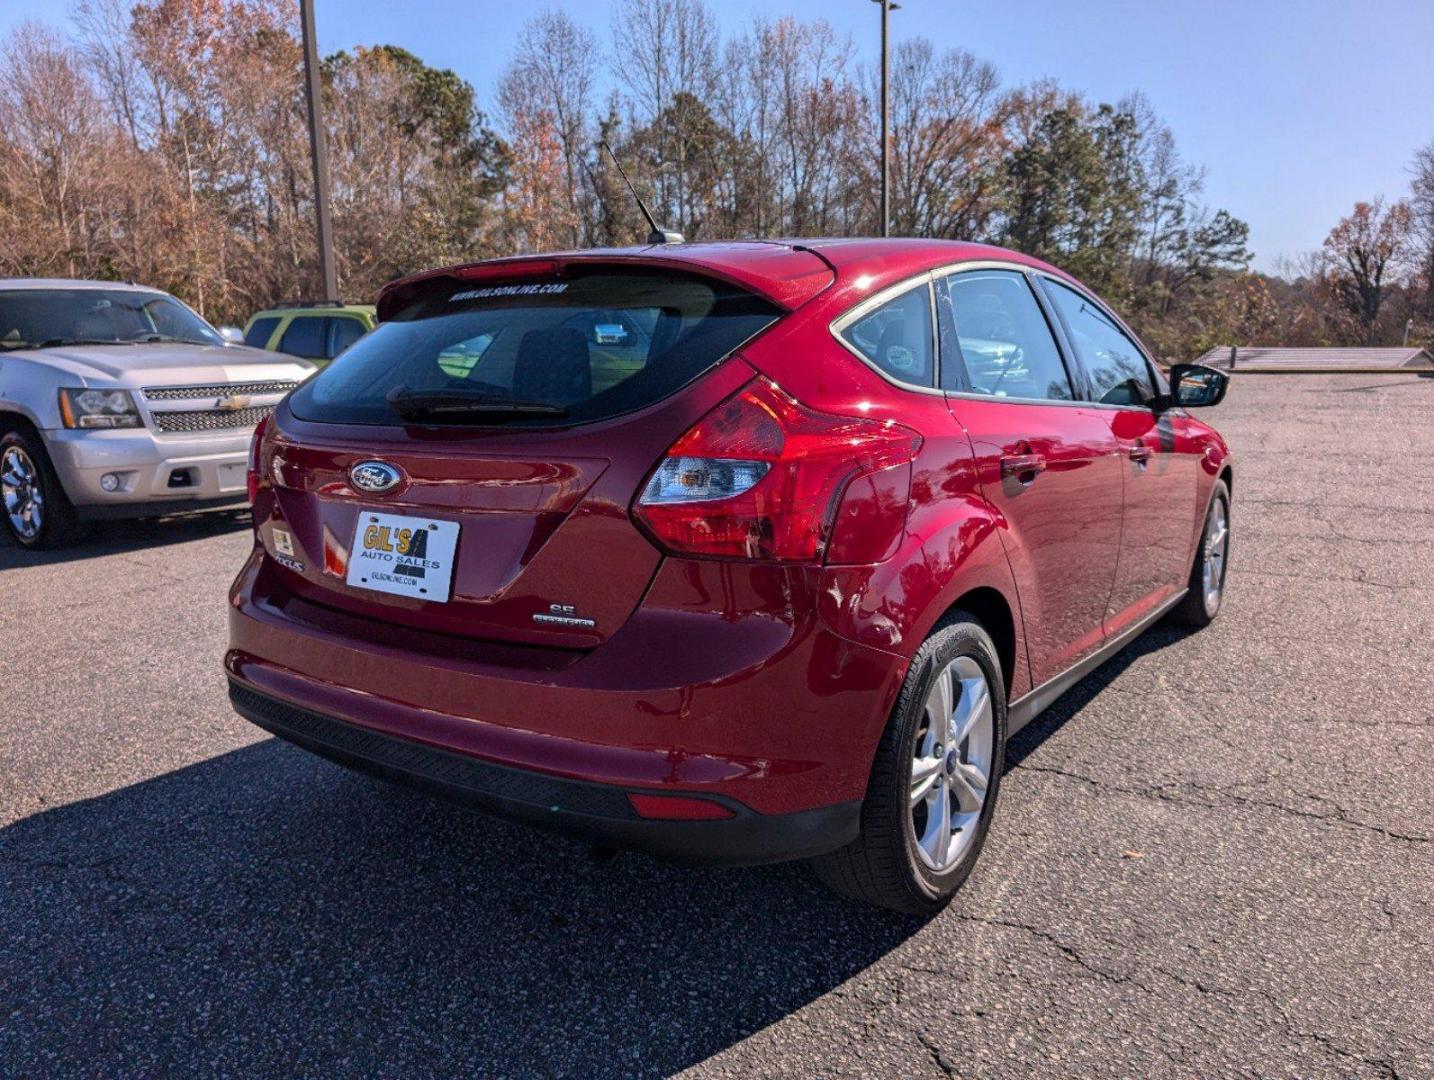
[890,503,1027,699]
[943,587,1016,701]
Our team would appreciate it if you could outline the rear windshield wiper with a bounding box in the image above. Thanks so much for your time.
[386,387,569,421]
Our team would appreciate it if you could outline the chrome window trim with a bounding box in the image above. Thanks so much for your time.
[828,258,1167,413]
[944,390,1103,410]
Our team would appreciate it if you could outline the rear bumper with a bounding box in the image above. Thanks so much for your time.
[44,427,252,513]
[230,680,859,865]
[226,549,908,861]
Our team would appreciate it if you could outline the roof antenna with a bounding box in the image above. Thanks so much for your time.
[601,140,684,246]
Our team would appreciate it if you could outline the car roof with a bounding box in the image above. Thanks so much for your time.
[250,303,376,317]
[0,278,167,294]
[374,238,1076,321]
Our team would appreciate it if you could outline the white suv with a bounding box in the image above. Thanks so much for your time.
[0,279,315,548]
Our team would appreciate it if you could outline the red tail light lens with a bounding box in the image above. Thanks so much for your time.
[246,412,271,505]
[634,378,921,561]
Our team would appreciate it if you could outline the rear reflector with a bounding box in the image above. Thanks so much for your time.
[246,413,271,504]
[627,793,736,821]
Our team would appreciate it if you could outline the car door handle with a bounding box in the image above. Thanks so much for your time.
[1001,453,1047,480]
[1128,445,1154,464]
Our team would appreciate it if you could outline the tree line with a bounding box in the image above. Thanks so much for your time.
[1,0,1430,357]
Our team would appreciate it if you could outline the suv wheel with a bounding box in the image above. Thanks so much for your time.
[812,613,1006,914]
[1,429,88,549]
[1171,480,1230,627]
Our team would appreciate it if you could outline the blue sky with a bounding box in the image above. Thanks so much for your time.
[7,0,1432,271]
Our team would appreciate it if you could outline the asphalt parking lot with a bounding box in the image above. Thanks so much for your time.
[2,372,1431,1078]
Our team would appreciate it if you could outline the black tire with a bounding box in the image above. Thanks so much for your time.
[1170,480,1230,628]
[0,427,89,549]
[812,613,1007,915]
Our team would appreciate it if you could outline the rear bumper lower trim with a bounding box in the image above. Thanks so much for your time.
[229,680,860,866]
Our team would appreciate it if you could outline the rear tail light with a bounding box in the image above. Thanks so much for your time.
[633,378,921,561]
[246,412,271,504]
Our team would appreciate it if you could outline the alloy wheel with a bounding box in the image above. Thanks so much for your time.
[1,445,44,541]
[909,655,995,873]
[1202,497,1229,613]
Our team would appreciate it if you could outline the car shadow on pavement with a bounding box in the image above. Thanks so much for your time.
[0,737,922,1077]
[0,508,251,569]
[0,620,1196,1076]
[1005,620,1196,770]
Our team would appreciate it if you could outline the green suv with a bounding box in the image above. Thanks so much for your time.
[243,301,375,367]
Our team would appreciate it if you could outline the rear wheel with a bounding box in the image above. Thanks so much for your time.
[1171,480,1230,627]
[1,429,88,549]
[812,614,1006,915]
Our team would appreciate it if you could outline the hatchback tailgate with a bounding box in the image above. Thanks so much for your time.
[259,358,756,648]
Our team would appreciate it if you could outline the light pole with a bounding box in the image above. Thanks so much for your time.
[870,0,900,237]
[299,0,337,302]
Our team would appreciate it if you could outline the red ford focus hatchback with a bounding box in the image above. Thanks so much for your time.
[227,239,1231,913]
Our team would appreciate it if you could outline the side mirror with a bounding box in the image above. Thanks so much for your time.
[1167,363,1228,409]
[219,326,245,345]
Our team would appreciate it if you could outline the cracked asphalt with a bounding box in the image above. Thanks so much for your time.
[2,372,1431,1078]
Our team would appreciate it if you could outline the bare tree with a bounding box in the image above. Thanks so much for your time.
[611,0,718,227]
[1410,141,1434,316]
[0,23,114,277]
[759,17,862,235]
[1322,197,1413,336]
[499,12,599,246]
[884,39,1004,238]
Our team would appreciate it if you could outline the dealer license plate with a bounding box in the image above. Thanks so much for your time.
[346,512,460,603]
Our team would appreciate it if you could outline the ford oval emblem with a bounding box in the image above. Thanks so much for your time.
[349,460,402,494]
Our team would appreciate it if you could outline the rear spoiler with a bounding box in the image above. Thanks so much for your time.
[375,249,835,322]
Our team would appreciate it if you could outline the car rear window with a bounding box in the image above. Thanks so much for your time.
[288,268,783,427]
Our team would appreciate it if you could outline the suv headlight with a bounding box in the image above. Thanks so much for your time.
[59,388,142,429]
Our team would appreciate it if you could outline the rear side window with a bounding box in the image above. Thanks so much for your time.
[837,283,935,387]
[288,268,782,427]
[244,317,279,349]
[279,316,328,358]
[937,270,1072,401]
[1043,280,1155,406]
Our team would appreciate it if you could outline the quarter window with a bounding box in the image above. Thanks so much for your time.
[1043,281,1155,407]
[937,270,1072,401]
[838,283,935,388]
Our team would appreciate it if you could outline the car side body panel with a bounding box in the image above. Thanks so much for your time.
[947,395,1125,691]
